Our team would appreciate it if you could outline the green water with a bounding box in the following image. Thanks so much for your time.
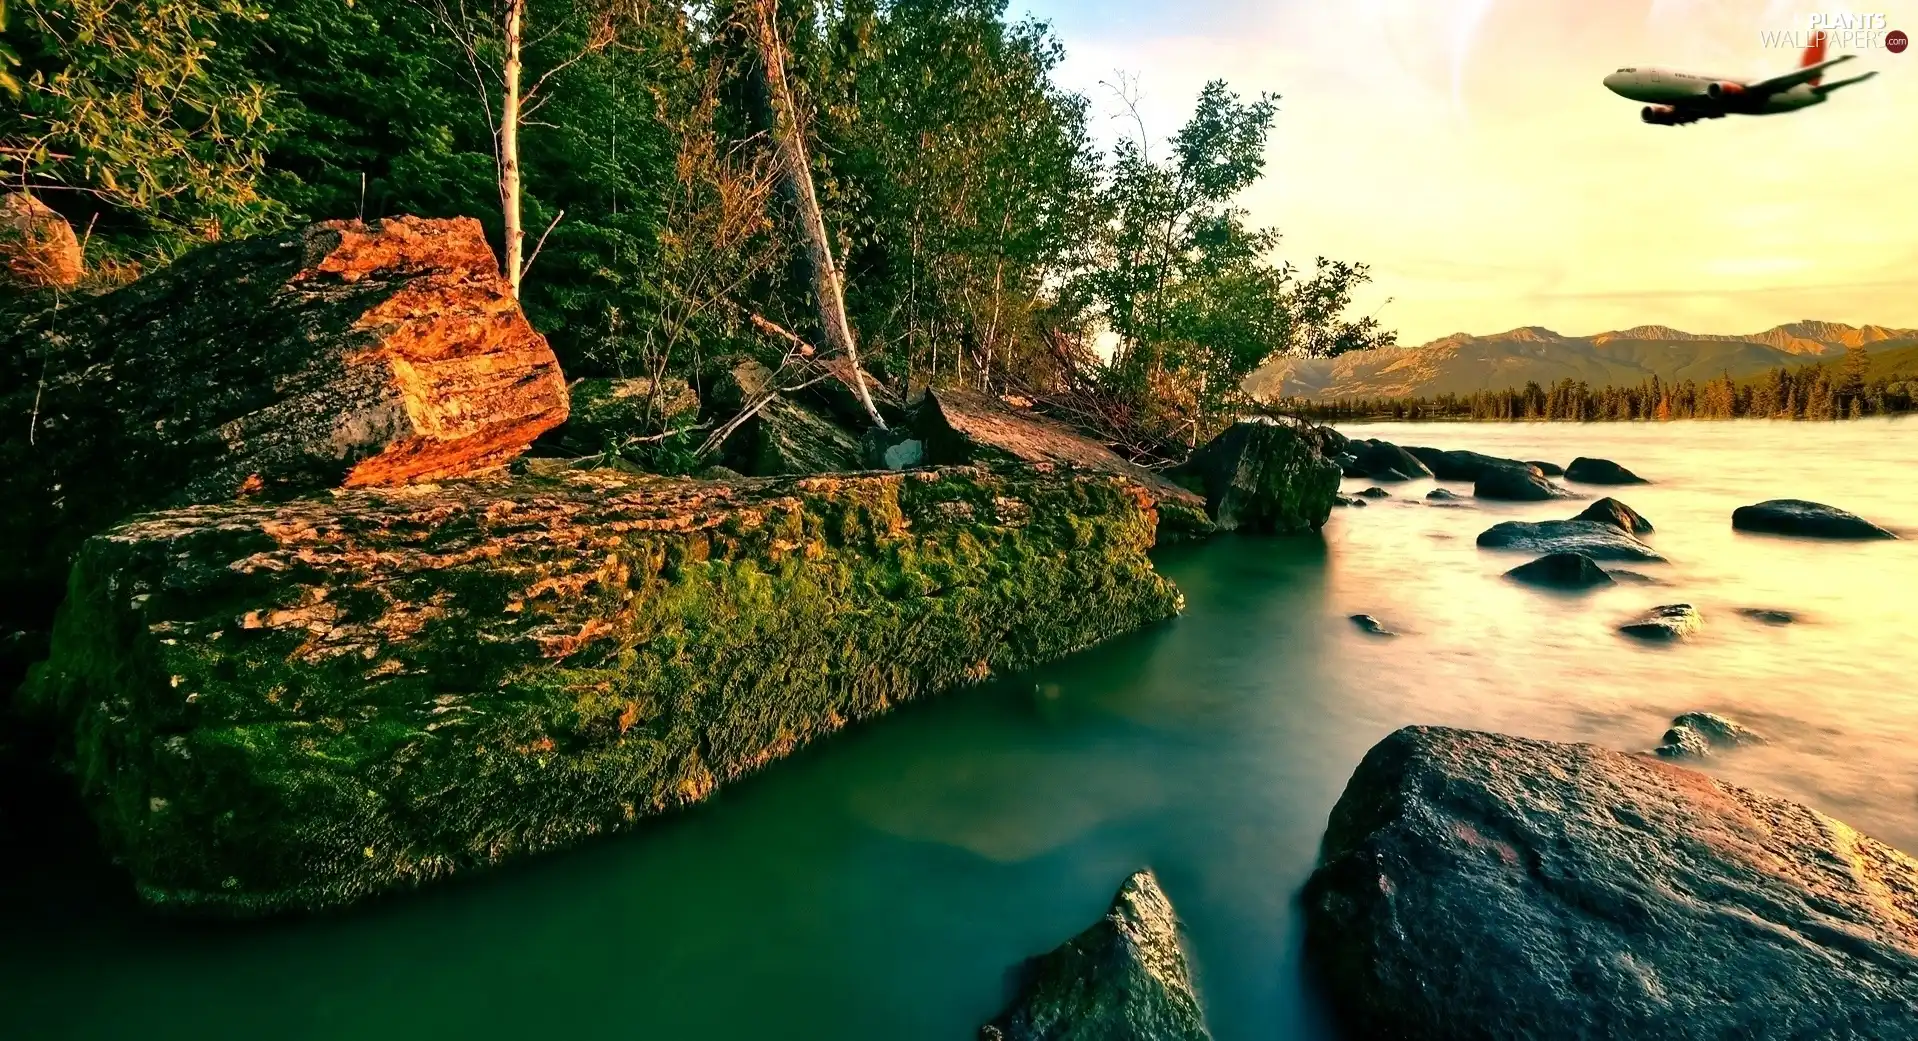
[6,419,1917,1039]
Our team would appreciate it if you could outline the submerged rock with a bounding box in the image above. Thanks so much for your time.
[1350,440,1431,482]
[19,466,1184,914]
[1575,496,1655,535]
[1350,614,1396,637]
[1357,486,1392,500]
[1304,726,1918,1041]
[1504,552,1615,590]
[1168,419,1338,535]
[1424,488,1464,502]
[1732,499,1896,540]
[1335,495,1368,509]
[919,388,1210,538]
[980,869,1212,1041]
[1474,464,1571,502]
[1603,569,1663,585]
[1619,603,1702,641]
[1566,456,1649,484]
[1736,608,1799,626]
[1,216,569,668]
[1655,712,1765,759]
[1527,460,1565,477]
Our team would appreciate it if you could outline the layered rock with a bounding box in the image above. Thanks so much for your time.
[1168,419,1339,534]
[981,869,1212,1041]
[0,216,569,647]
[1305,726,1918,1041]
[1,191,83,290]
[20,464,1184,914]
[917,389,1211,536]
[1733,499,1897,540]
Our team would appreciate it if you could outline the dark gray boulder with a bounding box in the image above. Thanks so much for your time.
[1169,419,1338,534]
[1478,505,1664,561]
[1732,499,1896,540]
[1575,497,1654,535]
[1406,447,1531,482]
[1349,614,1396,637]
[1474,464,1572,502]
[1350,439,1431,481]
[981,869,1212,1041]
[1357,486,1392,499]
[1527,460,1565,477]
[1619,603,1702,641]
[1334,495,1368,509]
[1504,552,1615,590]
[1304,726,1918,1041]
[1655,712,1765,758]
[1425,488,1463,502]
[1566,456,1649,484]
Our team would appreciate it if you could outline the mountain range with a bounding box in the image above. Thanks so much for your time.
[1247,321,1918,401]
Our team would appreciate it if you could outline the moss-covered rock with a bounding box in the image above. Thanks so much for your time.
[20,465,1182,914]
[1169,419,1339,535]
[532,377,700,457]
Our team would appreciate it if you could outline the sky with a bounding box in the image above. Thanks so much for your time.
[1014,0,1918,347]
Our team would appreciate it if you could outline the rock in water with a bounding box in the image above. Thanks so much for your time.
[1425,488,1464,502]
[1474,464,1571,502]
[1619,603,1702,640]
[1732,499,1896,540]
[1565,456,1649,484]
[0,191,83,289]
[981,870,1212,1041]
[1656,712,1765,758]
[1,217,568,650]
[1527,460,1565,477]
[1335,495,1368,509]
[1405,447,1531,482]
[1737,608,1798,625]
[18,466,1183,914]
[1357,486,1392,499]
[1350,440,1431,481]
[1350,614,1396,637]
[1304,726,1918,1041]
[919,388,1211,538]
[1477,504,1664,561]
[1504,552,1615,590]
[1575,496,1654,534]
[1169,419,1339,535]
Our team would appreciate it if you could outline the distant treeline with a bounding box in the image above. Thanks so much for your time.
[1294,348,1918,422]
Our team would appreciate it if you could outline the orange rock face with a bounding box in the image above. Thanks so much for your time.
[0,191,84,289]
[1,215,567,647]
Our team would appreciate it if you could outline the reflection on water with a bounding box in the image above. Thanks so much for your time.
[2,419,1914,1041]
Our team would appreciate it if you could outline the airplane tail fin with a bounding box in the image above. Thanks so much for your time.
[1802,29,1828,82]
[1814,70,1878,95]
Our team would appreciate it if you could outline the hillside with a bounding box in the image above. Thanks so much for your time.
[1248,322,1918,401]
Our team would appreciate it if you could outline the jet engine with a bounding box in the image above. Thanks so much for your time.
[1705,81,1745,99]
[1641,105,1681,125]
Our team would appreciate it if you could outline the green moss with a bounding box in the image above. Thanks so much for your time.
[22,466,1182,914]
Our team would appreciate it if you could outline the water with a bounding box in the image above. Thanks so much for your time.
[4,419,1916,1040]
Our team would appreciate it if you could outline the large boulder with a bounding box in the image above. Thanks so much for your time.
[1732,499,1897,540]
[1477,503,1664,562]
[917,388,1211,536]
[0,191,83,290]
[694,356,867,477]
[1566,456,1649,484]
[1169,419,1340,535]
[1350,439,1431,481]
[19,465,1183,914]
[980,869,1212,1041]
[1304,726,1918,1041]
[1406,447,1530,482]
[1474,463,1571,502]
[0,216,569,654]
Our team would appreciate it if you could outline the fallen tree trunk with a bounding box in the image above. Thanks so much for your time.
[21,465,1182,914]
[0,216,569,645]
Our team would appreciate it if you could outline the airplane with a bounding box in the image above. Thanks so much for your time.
[1603,31,1878,125]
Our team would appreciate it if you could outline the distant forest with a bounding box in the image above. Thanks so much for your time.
[1294,344,1918,422]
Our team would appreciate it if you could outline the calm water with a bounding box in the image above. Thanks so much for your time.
[4,419,1916,1040]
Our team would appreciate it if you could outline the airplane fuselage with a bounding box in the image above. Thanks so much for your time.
[1603,68,1825,114]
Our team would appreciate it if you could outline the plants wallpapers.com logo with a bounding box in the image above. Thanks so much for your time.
[1761,14,1908,52]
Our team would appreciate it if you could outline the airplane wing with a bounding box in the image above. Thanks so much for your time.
[1745,54,1856,95]
[1815,70,1879,95]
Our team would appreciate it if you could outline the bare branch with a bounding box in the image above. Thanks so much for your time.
[519,207,565,281]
